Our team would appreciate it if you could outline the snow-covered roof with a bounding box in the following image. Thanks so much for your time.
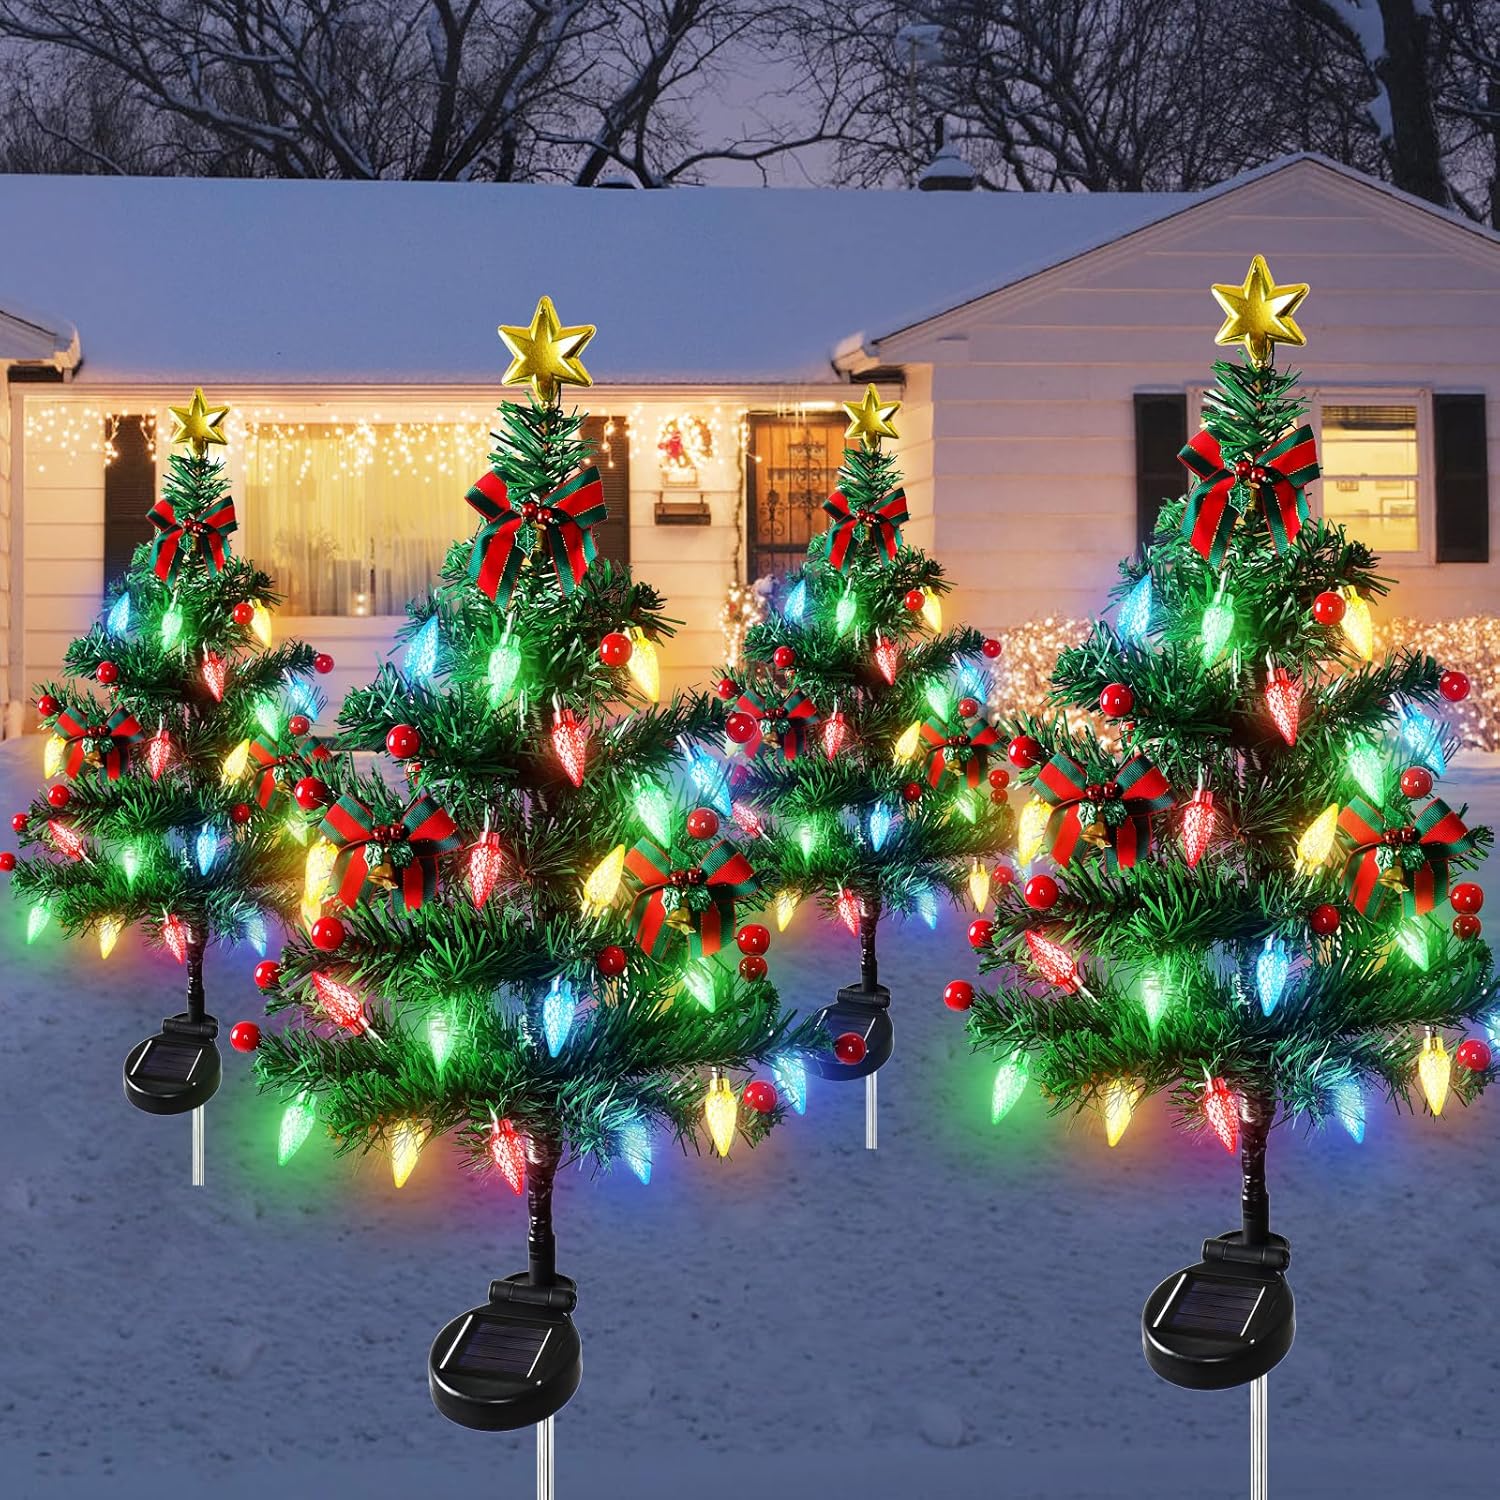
[0,155,1492,387]
[0,302,77,368]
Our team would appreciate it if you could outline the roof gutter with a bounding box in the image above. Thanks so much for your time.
[830,330,884,377]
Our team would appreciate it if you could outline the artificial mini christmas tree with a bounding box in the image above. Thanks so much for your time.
[251,298,814,1475]
[716,385,1012,1145]
[960,259,1495,1482]
[4,389,329,1182]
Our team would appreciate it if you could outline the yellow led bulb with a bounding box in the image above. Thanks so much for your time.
[1104,1080,1138,1147]
[582,843,626,914]
[1018,797,1051,864]
[704,1070,738,1158]
[1417,1031,1450,1117]
[1295,803,1340,873]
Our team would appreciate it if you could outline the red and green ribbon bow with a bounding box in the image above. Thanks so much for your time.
[822,486,909,573]
[464,466,608,605]
[318,791,462,912]
[622,836,760,959]
[919,707,1000,788]
[1034,750,1174,871]
[248,732,324,811]
[1177,425,1319,566]
[733,685,818,760]
[1336,796,1475,918]
[148,496,239,584]
[51,705,143,779]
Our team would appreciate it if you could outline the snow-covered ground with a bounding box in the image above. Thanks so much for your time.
[3,739,1499,1499]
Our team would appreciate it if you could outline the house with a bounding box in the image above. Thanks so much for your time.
[0,155,1495,724]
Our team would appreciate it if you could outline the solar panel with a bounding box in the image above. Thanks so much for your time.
[447,1318,550,1379]
[135,1039,204,1083]
[1163,1275,1265,1338]
[825,1011,873,1040]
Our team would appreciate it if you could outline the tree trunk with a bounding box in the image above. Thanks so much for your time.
[1377,0,1450,206]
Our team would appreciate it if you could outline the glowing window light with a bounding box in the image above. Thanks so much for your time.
[97,915,123,960]
[243,911,268,956]
[1399,706,1446,777]
[633,780,674,845]
[107,592,131,635]
[920,588,942,631]
[1103,1080,1137,1147]
[773,889,800,931]
[1018,797,1051,864]
[1256,936,1290,1016]
[161,599,185,649]
[26,905,51,944]
[893,721,923,763]
[404,615,441,685]
[1200,590,1235,664]
[1203,1076,1239,1153]
[1329,1074,1365,1143]
[222,738,251,782]
[390,1121,426,1188]
[704,1071,738,1157]
[581,844,626,914]
[428,1011,455,1073]
[1294,803,1340,873]
[617,1116,653,1183]
[681,961,718,1012]
[278,1093,318,1165]
[626,627,661,703]
[968,859,991,912]
[44,735,65,778]
[1341,589,1374,661]
[771,1054,807,1115]
[836,888,863,934]
[912,883,939,929]
[783,578,807,624]
[195,825,220,875]
[1417,1031,1450,1116]
[1025,930,1078,991]
[1140,971,1168,1032]
[542,976,576,1057]
[991,1052,1029,1124]
[1117,574,1152,644]
[487,636,522,706]
[490,1115,528,1194]
[1264,667,1301,746]
[1346,737,1385,802]
[869,802,895,852]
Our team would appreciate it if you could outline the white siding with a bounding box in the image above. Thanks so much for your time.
[876,160,1500,636]
[0,388,11,722]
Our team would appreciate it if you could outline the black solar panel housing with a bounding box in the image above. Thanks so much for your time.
[136,1039,204,1082]
[1164,1274,1264,1338]
[449,1319,549,1379]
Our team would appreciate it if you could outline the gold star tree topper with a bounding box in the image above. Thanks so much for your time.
[498,295,596,403]
[169,388,230,457]
[842,384,901,450]
[1211,255,1309,366]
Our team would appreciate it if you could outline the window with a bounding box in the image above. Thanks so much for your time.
[745,412,846,579]
[241,415,626,616]
[102,416,156,582]
[1318,403,1420,555]
[1133,394,1187,551]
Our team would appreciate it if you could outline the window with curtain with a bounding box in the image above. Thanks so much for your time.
[1319,403,1420,555]
[745,412,846,579]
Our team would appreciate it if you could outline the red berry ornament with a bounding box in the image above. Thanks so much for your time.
[988,767,1010,791]
[288,714,312,737]
[597,944,628,977]
[46,785,71,810]
[229,1021,261,1053]
[1453,914,1482,941]
[716,677,737,700]
[773,645,797,670]
[1400,766,1434,799]
[1451,883,1485,915]
[293,776,330,811]
[739,955,768,981]
[903,589,925,612]
[1099,683,1134,717]
[1007,735,1043,770]
[599,631,633,667]
[1309,903,1341,937]
[743,1080,778,1113]
[968,918,995,949]
[385,723,421,759]
[725,710,758,746]
[1456,1038,1492,1072]
[231,601,256,626]
[833,1032,867,1065]
[736,923,770,956]
[36,694,58,718]
[230,802,253,826]
[10,813,27,833]
[993,864,1015,887]
[95,661,119,685]
[1023,874,1059,910]
[981,638,1002,659]
[313,653,335,675]
[943,980,974,1011]
[1311,591,1346,626]
[253,959,281,990]
[957,697,980,719]
[310,916,346,952]
[0,853,15,873]
[686,807,721,840]
[902,781,924,803]
[1440,670,1471,703]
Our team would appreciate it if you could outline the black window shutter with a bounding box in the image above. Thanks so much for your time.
[1433,394,1489,563]
[103,416,156,583]
[583,415,629,565]
[1134,394,1187,552]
